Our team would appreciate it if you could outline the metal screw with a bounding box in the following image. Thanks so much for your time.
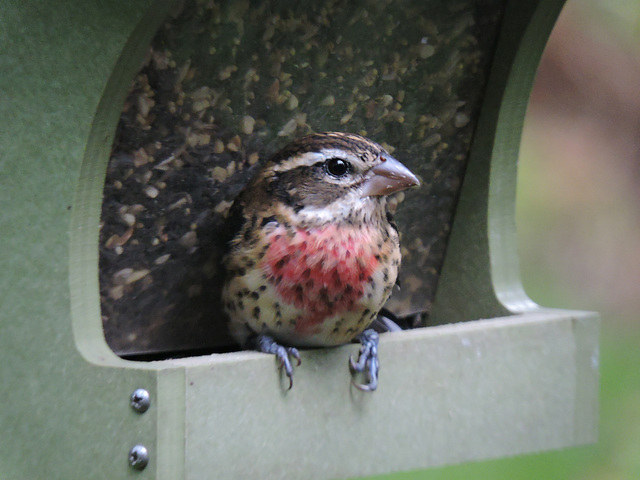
[130,388,150,413]
[128,444,149,471]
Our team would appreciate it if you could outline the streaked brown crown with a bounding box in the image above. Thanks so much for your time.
[268,132,386,166]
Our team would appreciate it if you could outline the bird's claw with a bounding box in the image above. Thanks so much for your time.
[256,334,301,389]
[349,329,380,392]
[275,346,301,390]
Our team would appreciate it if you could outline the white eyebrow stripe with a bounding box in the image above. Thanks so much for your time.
[270,148,363,172]
[270,152,325,172]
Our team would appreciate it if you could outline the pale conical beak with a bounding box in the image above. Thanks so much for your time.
[361,155,420,197]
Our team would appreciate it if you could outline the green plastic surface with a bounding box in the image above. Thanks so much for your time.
[430,0,565,323]
[1,1,177,478]
[0,0,598,479]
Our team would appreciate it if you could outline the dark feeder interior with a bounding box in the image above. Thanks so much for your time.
[99,0,506,358]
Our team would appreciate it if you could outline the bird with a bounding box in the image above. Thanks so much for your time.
[221,132,420,391]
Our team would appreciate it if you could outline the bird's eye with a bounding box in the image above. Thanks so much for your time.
[325,158,351,177]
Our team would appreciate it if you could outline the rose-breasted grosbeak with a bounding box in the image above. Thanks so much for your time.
[222,132,419,391]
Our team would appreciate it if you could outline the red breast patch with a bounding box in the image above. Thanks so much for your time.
[262,225,378,333]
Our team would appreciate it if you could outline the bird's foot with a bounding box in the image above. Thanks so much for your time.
[369,307,406,332]
[256,334,301,390]
[349,329,380,392]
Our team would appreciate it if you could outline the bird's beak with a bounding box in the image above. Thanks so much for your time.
[361,155,420,197]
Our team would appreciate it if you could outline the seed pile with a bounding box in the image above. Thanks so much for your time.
[100,0,505,356]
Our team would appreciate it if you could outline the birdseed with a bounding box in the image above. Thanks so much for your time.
[99,0,506,356]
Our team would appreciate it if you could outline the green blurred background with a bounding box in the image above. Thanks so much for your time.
[377,0,640,478]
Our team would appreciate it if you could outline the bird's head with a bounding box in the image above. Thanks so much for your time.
[247,132,420,227]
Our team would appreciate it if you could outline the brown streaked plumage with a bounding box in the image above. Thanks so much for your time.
[222,132,419,390]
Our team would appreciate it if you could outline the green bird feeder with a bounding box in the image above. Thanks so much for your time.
[0,0,598,478]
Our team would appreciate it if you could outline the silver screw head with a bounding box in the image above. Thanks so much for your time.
[128,444,149,470]
[130,388,150,413]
